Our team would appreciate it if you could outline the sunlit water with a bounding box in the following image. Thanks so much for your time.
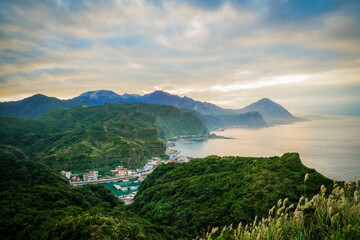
[173,115,360,181]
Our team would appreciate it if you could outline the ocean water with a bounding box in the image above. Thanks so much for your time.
[173,115,360,181]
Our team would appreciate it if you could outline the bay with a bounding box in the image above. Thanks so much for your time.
[173,115,360,181]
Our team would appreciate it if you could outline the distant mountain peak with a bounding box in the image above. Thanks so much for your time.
[24,94,62,103]
[240,97,297,123]
[148,90,172,96]
[72,90,123,105]
[29,94,49,99]
[77,90,119,98]
[0,90,298,126]
[122,93,140,98]
[251,98,284,107]
[258,97,272,102]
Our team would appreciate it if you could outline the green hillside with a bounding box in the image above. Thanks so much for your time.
[205,181,359,240]
[131,153,334,239]
[0,146,167,240]
[0,102,208,172]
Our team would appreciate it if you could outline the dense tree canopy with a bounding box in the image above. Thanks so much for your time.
[0,146,168,240]
[0,102,208,172]
[131,153,333,238]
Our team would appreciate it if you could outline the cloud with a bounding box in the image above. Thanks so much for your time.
[0,0,359,114]
[209,75,311,92]
[143,86,195,95]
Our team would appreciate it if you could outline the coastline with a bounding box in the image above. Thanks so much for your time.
[169,134,233,143]
[165,134,232,160]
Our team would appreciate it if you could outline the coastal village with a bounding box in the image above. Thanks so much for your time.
[61,142,190,204]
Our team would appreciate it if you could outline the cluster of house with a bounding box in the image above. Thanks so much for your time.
[61,157,164,183]
[165,142,191,164]
[60,171,80,182]
[61,156,190,184]
[110,166,137,177]
[61,170,99,182]
[109,157,162,177]
[61,154,191,205]
[167,155,190,164]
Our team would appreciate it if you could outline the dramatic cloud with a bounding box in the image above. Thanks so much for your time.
[0,0,360,114]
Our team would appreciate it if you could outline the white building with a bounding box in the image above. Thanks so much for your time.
[127,170,137,175]
[84,171,98,181]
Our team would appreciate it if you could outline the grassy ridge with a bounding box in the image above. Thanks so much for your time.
[205,179,359,240]
[0,102,208,171]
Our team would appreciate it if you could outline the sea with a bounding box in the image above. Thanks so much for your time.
[172,115,360,181]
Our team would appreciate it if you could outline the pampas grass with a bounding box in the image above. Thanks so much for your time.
[200,176,359,240]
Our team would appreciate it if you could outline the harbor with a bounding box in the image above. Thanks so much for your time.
[65,143,192,204]
[65,158,160,204]
[104,179,140,204]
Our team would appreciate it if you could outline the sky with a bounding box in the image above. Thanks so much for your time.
[0,0,360,115]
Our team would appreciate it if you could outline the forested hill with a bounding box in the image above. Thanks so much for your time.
[131,153,333,239]
[0,102,208,171]
[0,145,167,240]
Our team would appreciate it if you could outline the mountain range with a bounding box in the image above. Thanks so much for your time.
[0,102,208,171]
[0,90,299,129]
